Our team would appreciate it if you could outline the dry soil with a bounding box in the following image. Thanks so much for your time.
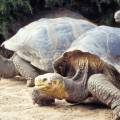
[0,78,113,120]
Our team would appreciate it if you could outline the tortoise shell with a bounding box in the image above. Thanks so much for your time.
[66,25,120,72]
[3,17,96,72]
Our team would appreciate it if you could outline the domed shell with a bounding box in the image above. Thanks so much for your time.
[67,25,120,71]
[3,17,96,72]
[114,10,120,22]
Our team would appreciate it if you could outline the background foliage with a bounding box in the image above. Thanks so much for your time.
[0,0,44,43]
[0,0,31,42]
[0,0,120,43]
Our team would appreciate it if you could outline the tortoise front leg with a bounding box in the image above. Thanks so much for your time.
[32,89,55,106]
[13,55,55,105]
[12,54,46,87]
[88,74,120,120]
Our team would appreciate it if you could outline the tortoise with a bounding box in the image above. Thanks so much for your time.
[0,8,89,78]
[114,10,120,23]
[32,25,120,119]
[1,17,96,105]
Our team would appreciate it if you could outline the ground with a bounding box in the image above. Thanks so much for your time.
[0,78,114,120]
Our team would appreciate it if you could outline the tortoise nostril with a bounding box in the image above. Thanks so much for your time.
[43,78,47,81]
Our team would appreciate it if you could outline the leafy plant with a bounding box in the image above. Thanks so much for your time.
[0,0,120,42]
[0,0,32,40]
[45,0,73,7]
[0,0,32,15]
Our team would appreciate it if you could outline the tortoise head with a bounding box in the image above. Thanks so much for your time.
[33,72,89,104]
[34,73,69,100]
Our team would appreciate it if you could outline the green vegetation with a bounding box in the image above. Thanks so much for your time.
[0,0,32,40]
[91,0,120,12]
[0,0,120,42]
[45,0,72,7]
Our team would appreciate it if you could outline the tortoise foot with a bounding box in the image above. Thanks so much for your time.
[32,89,55,106]
[113,106,120,120]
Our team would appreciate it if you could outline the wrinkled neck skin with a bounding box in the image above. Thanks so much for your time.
[64,77,90,103]
[63,60,90,103]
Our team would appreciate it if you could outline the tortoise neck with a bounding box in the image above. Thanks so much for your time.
[64,78,89,103]
[63,64,89,103]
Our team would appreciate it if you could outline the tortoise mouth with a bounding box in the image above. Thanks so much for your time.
[34,78,69,99]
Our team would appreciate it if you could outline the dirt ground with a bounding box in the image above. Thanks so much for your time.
[0,78,114,120]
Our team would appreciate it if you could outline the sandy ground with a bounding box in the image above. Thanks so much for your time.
[0,78,114,120]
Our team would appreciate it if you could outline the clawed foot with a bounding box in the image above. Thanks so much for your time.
[113,106,120,120]
[32,89,55,106]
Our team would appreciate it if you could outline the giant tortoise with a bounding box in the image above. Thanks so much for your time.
[1,17,96,105]
[33,26,120,119]
[114,10,120,23]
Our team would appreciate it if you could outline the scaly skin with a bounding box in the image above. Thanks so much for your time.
[88,74,120,120]
[32,89,55,106]
[12,54,43,87]
[0,55,19,78]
